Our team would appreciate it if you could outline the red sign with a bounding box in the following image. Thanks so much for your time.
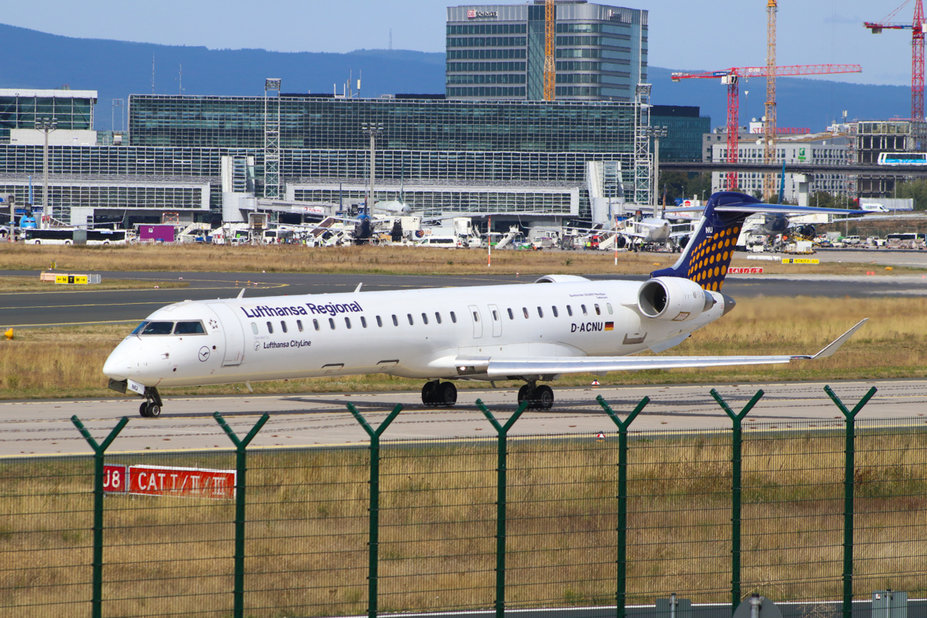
[103,464,127,493]
[728,267,764,274]
[104,464,235,499]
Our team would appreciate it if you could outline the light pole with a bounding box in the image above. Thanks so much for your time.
[360,122,384,212]
[35,117,57,228]
[641,125,668,211]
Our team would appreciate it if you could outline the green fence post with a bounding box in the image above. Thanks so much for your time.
[71,415,129,618]
[710,388,764,614]
[476,398,528,618]
[347,402,402,618]
[824,385,877,618]
[213,412,270,618]
[596,394,649,618]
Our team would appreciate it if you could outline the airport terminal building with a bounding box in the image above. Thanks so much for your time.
[0,88,653,225]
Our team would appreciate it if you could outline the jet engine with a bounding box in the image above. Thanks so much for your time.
[637,276,716,321]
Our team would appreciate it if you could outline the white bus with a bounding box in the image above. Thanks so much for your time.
[24,228,128,245]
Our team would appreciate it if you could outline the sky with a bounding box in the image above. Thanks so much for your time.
[3,0,917,86]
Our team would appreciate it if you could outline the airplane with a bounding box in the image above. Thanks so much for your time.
[103,191,868,418]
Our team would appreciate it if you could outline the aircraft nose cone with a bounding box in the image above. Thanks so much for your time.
[102,341,136,380]
[722,293,736,315]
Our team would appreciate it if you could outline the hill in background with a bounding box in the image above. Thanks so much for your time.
[0,23,910,132]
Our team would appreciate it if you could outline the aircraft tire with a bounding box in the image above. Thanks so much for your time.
[139,402,150,417]
[517,384,533,407]
[421,380,439,405]
[535,385,554,410]
[438,381,457,406]
[147,403,161,417]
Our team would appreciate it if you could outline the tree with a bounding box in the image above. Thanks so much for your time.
[895,178,927,210]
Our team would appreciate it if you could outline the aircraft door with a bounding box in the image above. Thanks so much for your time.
[488,304,502,337]
[206,303,245,366]
[468,304,484,339]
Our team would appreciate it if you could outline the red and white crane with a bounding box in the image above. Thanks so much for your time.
[671,64,862,189]
[864,0,925,121]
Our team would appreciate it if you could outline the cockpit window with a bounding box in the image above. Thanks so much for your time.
[132,320,205,336]
[137,321,174,335]
[174,321,206,335]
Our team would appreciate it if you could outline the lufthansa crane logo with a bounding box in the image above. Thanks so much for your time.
[198,346,210,362]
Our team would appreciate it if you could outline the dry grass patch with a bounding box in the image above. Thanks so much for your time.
[2,431,925,615]
[1,243,923,276]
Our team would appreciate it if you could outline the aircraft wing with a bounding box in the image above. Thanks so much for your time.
[482,319,866,378]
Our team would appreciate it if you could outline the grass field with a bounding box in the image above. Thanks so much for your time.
[0,242,922,277]
[2,428,924,615]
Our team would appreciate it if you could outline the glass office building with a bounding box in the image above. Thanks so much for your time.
[446,2,647,101]
[0,91,646,223]
[0,89,97,141]
[123,93,641,218]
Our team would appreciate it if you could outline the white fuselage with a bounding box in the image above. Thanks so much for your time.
[102,278,726,389]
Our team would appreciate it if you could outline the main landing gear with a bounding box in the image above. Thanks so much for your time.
[421,380,457,406]
[517,381,554,410]
[139,387,163,418]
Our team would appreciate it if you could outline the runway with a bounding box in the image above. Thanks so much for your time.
[2,379,923,457]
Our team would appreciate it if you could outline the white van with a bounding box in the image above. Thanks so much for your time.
[861,203,889,212]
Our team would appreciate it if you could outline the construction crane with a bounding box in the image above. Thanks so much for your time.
[764,0,778,200]
[671,64,862,189]
[543,0,556,101]
[864,0,925,121]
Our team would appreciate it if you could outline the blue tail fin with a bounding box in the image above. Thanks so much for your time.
[650,191,758,291]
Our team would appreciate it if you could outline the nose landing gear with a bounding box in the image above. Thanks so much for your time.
[139,387,163,418]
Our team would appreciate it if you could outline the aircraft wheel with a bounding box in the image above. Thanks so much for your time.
[139,402,150,417]
[421,380,439,405]
[438,381,457,406]
[147,403,161,418]
[517,384,533,407]
[535,385,554,410]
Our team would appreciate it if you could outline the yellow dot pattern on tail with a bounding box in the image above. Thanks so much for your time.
[685,223,742,291]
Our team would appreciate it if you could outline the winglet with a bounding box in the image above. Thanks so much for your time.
[792,319,868,360]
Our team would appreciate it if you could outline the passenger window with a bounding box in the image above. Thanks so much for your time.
[376,315,383,327]
[422,312,428,325]
[251,322,258,335]
[297,319,304,332]
[537,306,544,318]
[450,311,457,323]
[435,311,442,324]
[174,321,205,335]
[581,304,588,316]
[594,304,601,316]
[313,319,320,331]
[507,308,514,320]
[567,305,573,317]
[345,317,352,329]
[552,306,559,317]
[328,318,335,329]
[392,314,399,326]
[281,321,288,333]
[606,303,614,315]
[523,307,529,319]
[266,321,273,334]
[492,309,498,321]
[361,316,367,328]
[472,310,479,322]
[408,314,414,325]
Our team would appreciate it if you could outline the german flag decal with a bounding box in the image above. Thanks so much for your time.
[604,322,614,331]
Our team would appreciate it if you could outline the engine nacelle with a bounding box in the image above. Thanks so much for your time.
[637,277,716,321]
